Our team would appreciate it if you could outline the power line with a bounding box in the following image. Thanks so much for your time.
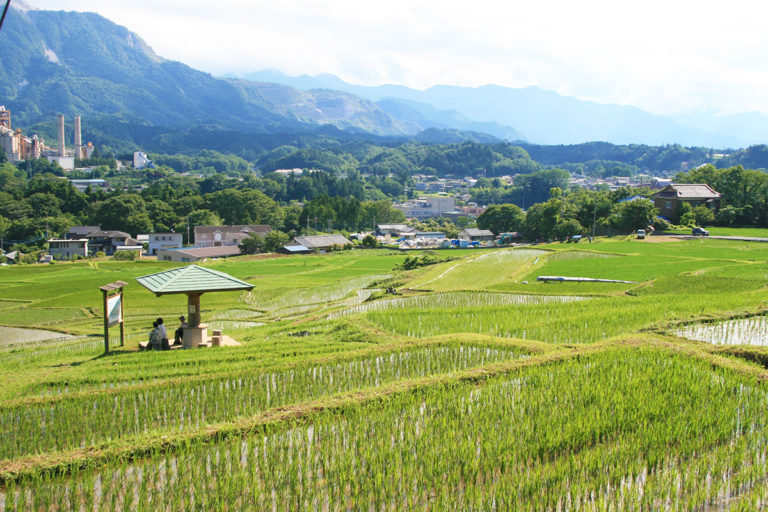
[0,0,11,33]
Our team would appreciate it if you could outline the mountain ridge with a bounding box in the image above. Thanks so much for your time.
[2,4,495,145]
[236,70,767,148]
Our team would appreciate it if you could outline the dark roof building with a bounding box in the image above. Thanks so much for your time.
[67,225,100,239]
[86,231,139,256]
[651,184,722,218]
[377,224,415,236]
[458,228,495,241]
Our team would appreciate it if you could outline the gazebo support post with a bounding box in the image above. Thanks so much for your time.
[182,292,207,348]
[188,292,201,327]
[102,289,110,354]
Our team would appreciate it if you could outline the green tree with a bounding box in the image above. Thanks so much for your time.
[612,199,657,232]
[263,230,290,252]
[28,193,63,219]
[553,218,585,239]
[90,195,149,232]
[361,234,379,248]
[0,215,10,251]
[239,233,265,254]
[359,200,406,231]
[476,204,525,234]
[692,206,715,227]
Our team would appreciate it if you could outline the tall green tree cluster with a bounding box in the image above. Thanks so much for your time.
[476,186,658,241]
[676,165,768,226]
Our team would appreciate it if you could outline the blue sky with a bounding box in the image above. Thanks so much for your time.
[26,0,768,116]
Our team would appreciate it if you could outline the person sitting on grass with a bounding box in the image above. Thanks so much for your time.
[149,321,162,351]
[174,315,187,346]
[156,317,170,350]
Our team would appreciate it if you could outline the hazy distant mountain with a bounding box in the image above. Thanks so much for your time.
[233,71,527,142]
[1,4,494,143]
[672,112,768,148]
[238,70,758,148]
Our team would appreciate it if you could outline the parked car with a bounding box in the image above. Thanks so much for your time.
[636,229,646,239]
[692,227,710,236]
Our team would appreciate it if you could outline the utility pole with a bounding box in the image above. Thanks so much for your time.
[591,203,597,239]
[0,0,11,33]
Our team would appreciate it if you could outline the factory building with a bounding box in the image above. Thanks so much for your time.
[0,106,42,162]
[0,108,92,168]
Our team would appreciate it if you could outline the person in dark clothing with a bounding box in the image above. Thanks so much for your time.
[174,315,187,346]
[149,321,162,351]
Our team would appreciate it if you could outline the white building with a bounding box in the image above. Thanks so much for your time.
[46,156,75,171]
[47,239,88,260]
[393,197,456,220]
[147,232,183,255]
[133,152,155,169]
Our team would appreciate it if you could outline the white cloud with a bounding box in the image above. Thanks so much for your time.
[26,0,768,115]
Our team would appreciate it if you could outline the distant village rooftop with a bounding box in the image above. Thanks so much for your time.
[654,183,722,199]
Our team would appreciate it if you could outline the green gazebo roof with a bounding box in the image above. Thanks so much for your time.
[136,265,254,295]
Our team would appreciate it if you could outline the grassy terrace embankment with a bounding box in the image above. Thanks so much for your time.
[4,238,768,509]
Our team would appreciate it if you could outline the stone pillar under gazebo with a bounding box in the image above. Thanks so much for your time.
[183,292,207,348]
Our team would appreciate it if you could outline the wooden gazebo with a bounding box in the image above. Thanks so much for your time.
[136,265,254,348]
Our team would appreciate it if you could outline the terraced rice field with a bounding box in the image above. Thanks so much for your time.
[675,315,768,346]
[4,239,768,510]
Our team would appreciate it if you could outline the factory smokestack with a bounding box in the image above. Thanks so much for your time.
[74,116,82,159]
[57,114,65,157]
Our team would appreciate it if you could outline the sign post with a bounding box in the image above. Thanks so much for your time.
[100,280,127,354]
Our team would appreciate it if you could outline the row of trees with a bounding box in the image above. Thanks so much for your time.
[0,162,407,251]
[2,155,763,254]
[676,165,768,227]
[477,187,660,241]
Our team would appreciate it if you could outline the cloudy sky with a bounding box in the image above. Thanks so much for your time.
[27,0,768,116]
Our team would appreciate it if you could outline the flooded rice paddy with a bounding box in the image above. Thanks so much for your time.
[675,315,768,346]
[330,291,588,319]
[0,325,70,346]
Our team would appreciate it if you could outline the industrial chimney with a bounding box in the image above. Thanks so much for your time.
[74,116,82,159]
[57,114,65,157]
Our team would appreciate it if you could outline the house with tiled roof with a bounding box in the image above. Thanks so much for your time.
[458,228,495,241]
[651,184,722,218]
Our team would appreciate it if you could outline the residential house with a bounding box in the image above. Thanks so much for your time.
[194,225,271,248]
[651,184,722,219]
[86,231,139,256]
[66,225,100,239]
[458,228,495,241]
[376,224,415,237]
[4,250,20,264]
[147,232,183,256]
[157,245,241,263]
[283,234,352,253]
[47,239,88,260]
